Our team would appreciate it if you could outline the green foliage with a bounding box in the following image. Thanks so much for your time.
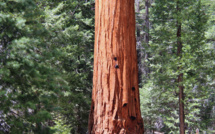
[0,0,94,133]
[40,0,94,132]
[140,0,215,133]
[0,0,63,133]
[1,0,214,133]
[50,115,71,134]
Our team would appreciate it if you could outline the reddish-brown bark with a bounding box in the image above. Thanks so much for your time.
[177,1,185,133]
[88,0,144,133]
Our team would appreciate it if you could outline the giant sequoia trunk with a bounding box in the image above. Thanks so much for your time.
[88,0,144,133]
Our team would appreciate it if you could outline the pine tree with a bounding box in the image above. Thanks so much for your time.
[0,0,63,133]
[38,0,95,133]
[198,0,215,132]
[140,0,212,133]
[1,0,95,133]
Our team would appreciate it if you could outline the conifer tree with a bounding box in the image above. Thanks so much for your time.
[1,0,95,133]
[140,0,212,133]
[88,0,144,133]
[0,0,63,133]
[40,0,94,132]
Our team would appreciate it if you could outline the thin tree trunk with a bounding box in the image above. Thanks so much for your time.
[136,0,143,84]
[178,72,185,134]
[177,1,185,133]
[136,0,140,41]
[144,0,149,45]
[143,0,150,78]
[88,0,144,133]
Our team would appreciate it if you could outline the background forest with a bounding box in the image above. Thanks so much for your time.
[0,0,214,134]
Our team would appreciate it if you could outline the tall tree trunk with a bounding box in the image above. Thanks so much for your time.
[135,0,143,85]
[136,0,140,41]
[144,0,150,78]
[88,0,144,133]
[144,0,149,45]
[177,1,185,134]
